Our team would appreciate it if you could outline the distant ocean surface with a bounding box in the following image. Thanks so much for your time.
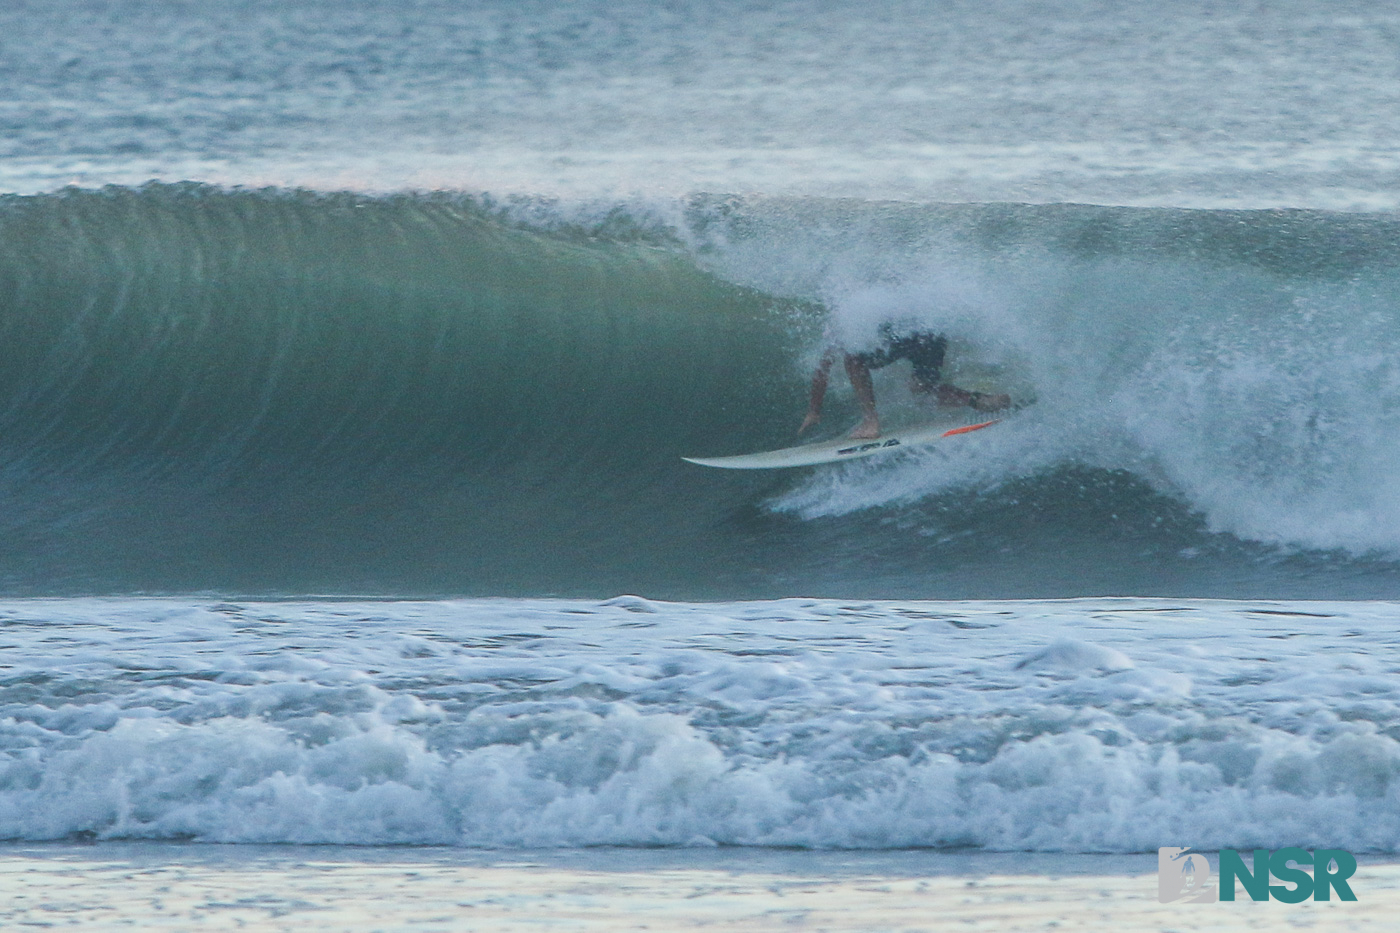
[3,0,1400,853]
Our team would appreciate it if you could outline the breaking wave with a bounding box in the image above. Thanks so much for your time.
[2,184,1400,597]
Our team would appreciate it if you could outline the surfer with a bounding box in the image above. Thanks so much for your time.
[798,325,1010,439]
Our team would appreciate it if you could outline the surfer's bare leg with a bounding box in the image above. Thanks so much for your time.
[845,354,881,438]
[798,349,838,435]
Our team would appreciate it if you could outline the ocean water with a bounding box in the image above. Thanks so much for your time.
[5,596,1400,852]
[3,0,1400,855]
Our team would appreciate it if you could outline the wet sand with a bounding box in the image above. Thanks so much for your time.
[1,844,1396,931]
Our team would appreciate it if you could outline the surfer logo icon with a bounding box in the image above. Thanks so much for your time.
[1159,847,1218,904]
[835,438,901,456]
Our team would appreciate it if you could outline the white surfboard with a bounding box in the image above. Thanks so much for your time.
[682,417,1002,469]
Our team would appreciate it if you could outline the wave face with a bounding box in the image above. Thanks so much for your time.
[3,185,1400,597]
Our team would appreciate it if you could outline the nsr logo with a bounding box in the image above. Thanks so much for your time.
[1159,847,1358,904]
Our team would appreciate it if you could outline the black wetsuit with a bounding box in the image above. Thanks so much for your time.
[852,325,947,387]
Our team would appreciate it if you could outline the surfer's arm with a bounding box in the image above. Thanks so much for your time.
[799,348,838,434]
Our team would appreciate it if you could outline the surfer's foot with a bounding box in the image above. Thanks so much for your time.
[849,418,881,439]
[939,384,1010,412]
[970,392,1011,412]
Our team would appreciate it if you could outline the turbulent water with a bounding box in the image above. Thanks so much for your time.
[4,0,1400,852]
[5,596,1400,852]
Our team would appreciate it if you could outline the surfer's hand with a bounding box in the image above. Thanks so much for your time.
[798,411,821,435]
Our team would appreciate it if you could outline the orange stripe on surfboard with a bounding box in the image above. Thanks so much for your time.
[940,419,1000,438]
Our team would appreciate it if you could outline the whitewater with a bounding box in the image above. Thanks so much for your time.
[6,596,1400,852]
[3,0,1400,873]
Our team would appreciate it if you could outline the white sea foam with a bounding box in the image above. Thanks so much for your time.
[741,234,1400,560]
[2,597,1399,851]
